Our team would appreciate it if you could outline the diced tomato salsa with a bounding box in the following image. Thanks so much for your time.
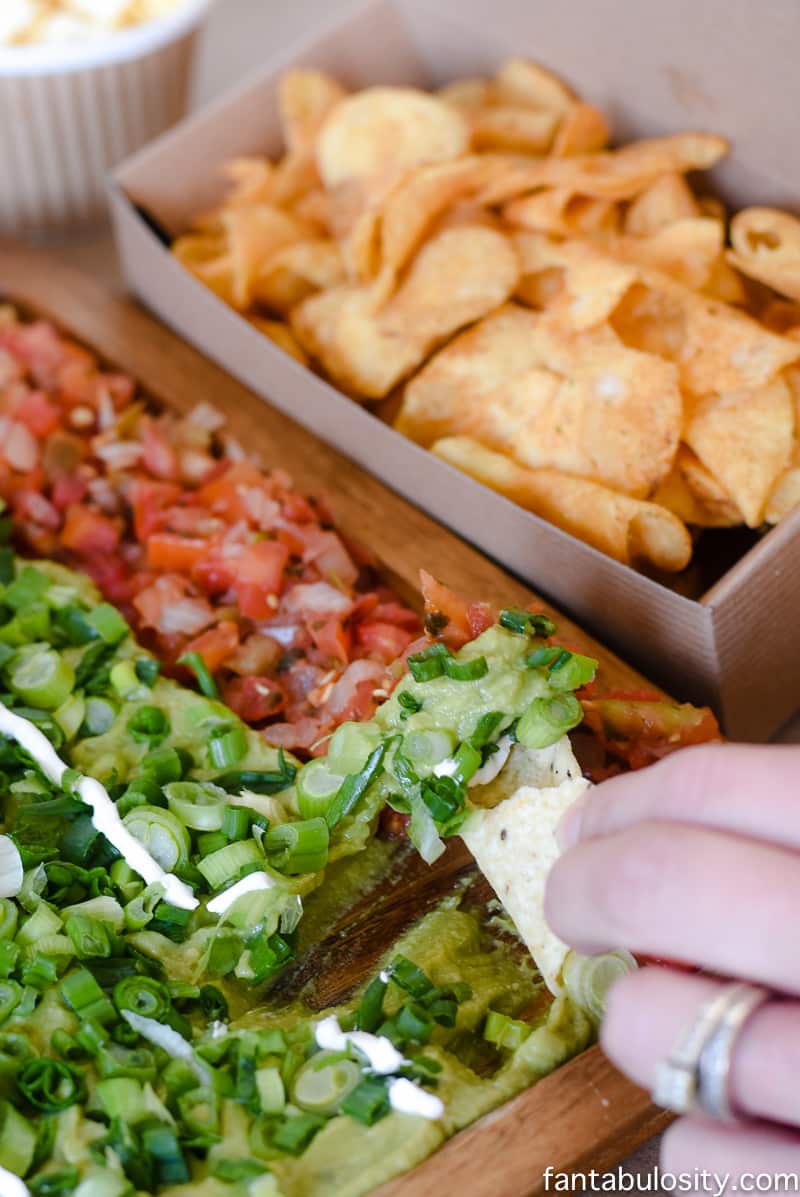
[0,314,422,753]
[0,311,719,772]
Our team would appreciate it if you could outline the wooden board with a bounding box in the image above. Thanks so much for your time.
[0,244,671,1195]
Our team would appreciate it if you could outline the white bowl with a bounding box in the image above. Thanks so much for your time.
[0,0,215,238]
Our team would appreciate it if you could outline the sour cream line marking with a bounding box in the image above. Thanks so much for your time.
[315,1016,444,1120]
[0,1163,30,1197]
[0,701,197,910]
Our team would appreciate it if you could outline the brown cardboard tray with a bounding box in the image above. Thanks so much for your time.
[109,0,800,738]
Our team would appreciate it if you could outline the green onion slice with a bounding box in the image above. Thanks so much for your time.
[122,806,191,872]
[8,650,75,711]
[296,760,345,819]
[291,1052,362,1114]
[516,693,583,750]
[562,949,638,1022]
[177,651,220,699]
[17,1058,85,1112]
[166,781,228,831]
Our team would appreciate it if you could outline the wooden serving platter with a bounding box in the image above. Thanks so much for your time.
[0,244,670,1196]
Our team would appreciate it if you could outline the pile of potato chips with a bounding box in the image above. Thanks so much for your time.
[172,59,800,573]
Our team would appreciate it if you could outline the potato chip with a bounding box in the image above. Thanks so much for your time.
[246,316,310,366]
[477,133,729,207]
[291,226,519,399]
[493,58,576,116]
[761,299,800,336]
[221,157,276,208]
[728,207,800,303]
[400,304,681,496]
[222,205,314,308]
[503,188,620,236]
[599,218,723,290]
[437,77,492,110]
[702,257,749,306]
[278,68,346,153]
[765,457,800,523]
[653,447,742,527]
[315,87,470,189]
[611,274,800,393]
[432,436,692,571]
[470,105,559,154]
[684,377,794,526]
[513,232,638,330]
[252,239,345,314]
[552,103,610,157]
[623,172,699,235]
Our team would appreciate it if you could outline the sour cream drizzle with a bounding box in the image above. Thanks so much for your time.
[0,702,197,911]
[314,1016,444,1120]
[0,1164,30,1197]
[206,870,275,916]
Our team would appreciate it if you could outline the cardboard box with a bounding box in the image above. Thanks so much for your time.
[110,0,800,740]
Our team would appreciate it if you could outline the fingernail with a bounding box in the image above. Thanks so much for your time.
[556,794,588,851]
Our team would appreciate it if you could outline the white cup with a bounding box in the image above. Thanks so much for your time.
[0,0,214,239]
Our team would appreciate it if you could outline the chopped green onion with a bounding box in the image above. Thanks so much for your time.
[17,1058,85,1112]
[547,651,598,692]
[499,608,557,638]
[177,650,220,699]
[562,949,638,1022]
[64,913,113,959]
[4,567,50,611]
[60,967,116,1025]
[9,650,75,711]
[296,759,345,819]
[340,1077,390,1126]
[141,746,190,784]
[54,604,98,646]
[140,1121,190,1186]
[82,695,118,736]
[324,740,388,829]
[262,818,329,875]
[197,840,263,890]
[483,1009,532,1051]
[325,721,382,775]
[178,1085,220,1136]
[166,781,227,831]
[469,710,505,747]
[30,1169,82,1197]
[17,904,62,947]
[213,753,296,795]
[356,975,387,1032]
[113,976,171,1021]
[291,1052,362,1114]
[0,980,21,1025]
[53,693,86,742]
[526,645,562,668]
[0,1032,34,1076]
[86,603,129,645]
[207,724,247,769]
[0,900,18,943]
[18,602,50,641]
[390,955,434,999]
[122,806,190,872]
[403,728,455,769]
[74,640,115,690]
[442,653,488,681]
[395,1002,433,1043]
[0,1100,36,1176]
[221,804,251,841]
[127,705,170,747]
[255,1066,285,1115]
[406,642,450,682]
[135,656,160,687]
[397,691,422,717]
[451,740,481,785]
[109,660,141,700]
[271,1112,325,1155]
[516,693,583,749]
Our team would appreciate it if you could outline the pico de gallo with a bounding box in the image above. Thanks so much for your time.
[0,309,719,774]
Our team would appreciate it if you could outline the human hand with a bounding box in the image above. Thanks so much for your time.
[545,743,800,1177]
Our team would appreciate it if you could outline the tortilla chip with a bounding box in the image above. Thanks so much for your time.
[623,172,700,235]
[291,226,519,399]
[278,68,346,153]
[653,447,742,527]
[461,736,588,992]
[684,377,795,526]
[728,207,800,303]
[252,240,345,314]
[246,316,310,366]
[402,303,681,496]
[315,86,470,188]
[552,103,610,157]
[432,436,692,570]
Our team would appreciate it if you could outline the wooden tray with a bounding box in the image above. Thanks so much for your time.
[0,244,670,1196]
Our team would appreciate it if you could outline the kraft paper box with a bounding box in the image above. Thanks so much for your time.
[109,0,800,740]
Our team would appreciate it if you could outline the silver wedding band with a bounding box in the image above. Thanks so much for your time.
[652,981,770,1121]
